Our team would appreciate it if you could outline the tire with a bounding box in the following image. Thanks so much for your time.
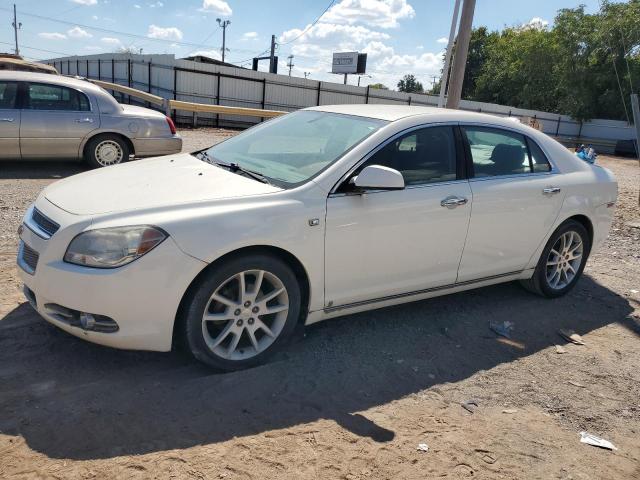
[520,219,591,298]
[181,254,302,370]
[84,134,130,168]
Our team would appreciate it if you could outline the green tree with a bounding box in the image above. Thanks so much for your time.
[369,83,389,90]
[397,74,424,93]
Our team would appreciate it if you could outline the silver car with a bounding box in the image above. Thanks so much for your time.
[0,71,181,167]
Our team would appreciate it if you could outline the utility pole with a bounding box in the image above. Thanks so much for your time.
[269,34,277,74]
[438,0,461,107]
[445,0,475,109]
[287,54,294,76]
[12,4,21,56]
[216,18,231,63]
[343,73,347,85]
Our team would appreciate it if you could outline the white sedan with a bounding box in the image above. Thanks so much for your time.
[17,105,617,370]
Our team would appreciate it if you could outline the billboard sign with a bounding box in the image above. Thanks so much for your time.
[332,52,367,74]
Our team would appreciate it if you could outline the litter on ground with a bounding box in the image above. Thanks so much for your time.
[579,432,618,451]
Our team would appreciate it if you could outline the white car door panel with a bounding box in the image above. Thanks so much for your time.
[325,182,473,307]
[0,81,20,159]
[456,125,565,282]
[324,124,471,309]
[457,175,565,282]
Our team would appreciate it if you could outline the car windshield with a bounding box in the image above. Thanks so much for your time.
[199,110,387,187]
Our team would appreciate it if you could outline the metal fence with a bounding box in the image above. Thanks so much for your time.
[45,53,636,153]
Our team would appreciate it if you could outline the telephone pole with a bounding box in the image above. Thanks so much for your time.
[287,54,294,76]
[269,34,277,74]
[12,4,21,56]
[445,0,475,109]
[438,0,461,107]
[216,18,230,62]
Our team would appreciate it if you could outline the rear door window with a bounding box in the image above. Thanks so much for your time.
[463,127,531,177]
[0,81,18,109]
[527,138,552,172]
[25,83,90,111]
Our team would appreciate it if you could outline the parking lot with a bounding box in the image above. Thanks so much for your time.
[0,128,639,479]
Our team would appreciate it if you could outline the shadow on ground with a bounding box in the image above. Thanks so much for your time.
[0,161,85,180]
[0,275,634,460]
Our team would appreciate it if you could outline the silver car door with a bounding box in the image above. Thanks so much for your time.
[20,82,98,159]
[0,80,20,159]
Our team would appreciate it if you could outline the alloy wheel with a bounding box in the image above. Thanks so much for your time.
[545,230,584,290]
[201,269,289,361]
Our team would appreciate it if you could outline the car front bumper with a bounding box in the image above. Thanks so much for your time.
[17,200,205,352]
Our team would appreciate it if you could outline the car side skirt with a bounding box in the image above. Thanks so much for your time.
[305,269,534,324]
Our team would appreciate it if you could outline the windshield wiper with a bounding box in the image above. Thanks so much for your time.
[195,151,270,185]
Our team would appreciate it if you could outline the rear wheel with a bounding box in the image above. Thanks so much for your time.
[520,220,591,298]
[182,254,301,370]
[84,134,130,168]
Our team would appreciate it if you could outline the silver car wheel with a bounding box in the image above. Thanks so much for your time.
[201,269,289,361]
[545,230,584,290]
[94,140,124,166]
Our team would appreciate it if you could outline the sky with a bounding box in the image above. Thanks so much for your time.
[1,0,605,89]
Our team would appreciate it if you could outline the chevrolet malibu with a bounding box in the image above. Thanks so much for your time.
[17,105,617,370]
[0,71,181,167]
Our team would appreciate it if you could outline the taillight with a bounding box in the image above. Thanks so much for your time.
[166,116,176,135]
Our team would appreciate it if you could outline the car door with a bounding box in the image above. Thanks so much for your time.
[324,125,472,308]
[0,80,20,159]
[456,125,565,282]
[20,82,98,159]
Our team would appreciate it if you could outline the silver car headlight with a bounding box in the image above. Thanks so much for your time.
[64,226,167,268]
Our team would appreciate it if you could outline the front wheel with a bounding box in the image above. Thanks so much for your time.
[520,220,591,298]
[182,254,301,370]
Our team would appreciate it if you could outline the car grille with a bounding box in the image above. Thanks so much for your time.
[21,242,39,273]
[32,208,60,237]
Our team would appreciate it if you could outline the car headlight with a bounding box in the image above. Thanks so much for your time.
[64,226,167,268]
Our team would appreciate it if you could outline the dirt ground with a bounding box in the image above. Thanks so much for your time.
[0,129,639,480]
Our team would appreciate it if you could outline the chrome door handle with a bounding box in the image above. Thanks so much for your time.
[75,118,94,123]
[0,117,14,122]
[441,196,468,208]
[543,186,561,195]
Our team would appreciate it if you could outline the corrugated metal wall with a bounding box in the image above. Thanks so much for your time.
[45,53,636,151]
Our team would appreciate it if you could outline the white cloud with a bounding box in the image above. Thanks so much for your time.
[281,23,390,57]
[199,0,232,16]
[149,1,163,7]
[39,32,67,40]
[67,26,93,38]
[134,4,141,8]
[147,24,183,41]
[522,17,549,30]
[242,31,258,39]
[91,14,99,19]
[323,0,415,28]
[71,0,97,5]
[436,37,448,44]
[101,37,121,45]
[85,46,103,51]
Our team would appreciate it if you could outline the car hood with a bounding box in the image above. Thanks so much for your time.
[43,153,282,215]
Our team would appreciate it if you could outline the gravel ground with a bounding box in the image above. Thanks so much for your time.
[0,129,639,479]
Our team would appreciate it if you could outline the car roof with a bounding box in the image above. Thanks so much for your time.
[0,70,103,92]
[306,103,523,126]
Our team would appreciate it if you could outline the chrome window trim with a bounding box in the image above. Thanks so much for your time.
[458,122,559,174]
[329,121,461,195]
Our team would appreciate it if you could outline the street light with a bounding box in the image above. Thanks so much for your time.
[216,18,231,63]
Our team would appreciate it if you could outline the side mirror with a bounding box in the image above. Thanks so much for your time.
[353,165,405,191]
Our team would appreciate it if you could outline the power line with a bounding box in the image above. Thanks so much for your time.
[279,0,335,45]
[0,6,256,53]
